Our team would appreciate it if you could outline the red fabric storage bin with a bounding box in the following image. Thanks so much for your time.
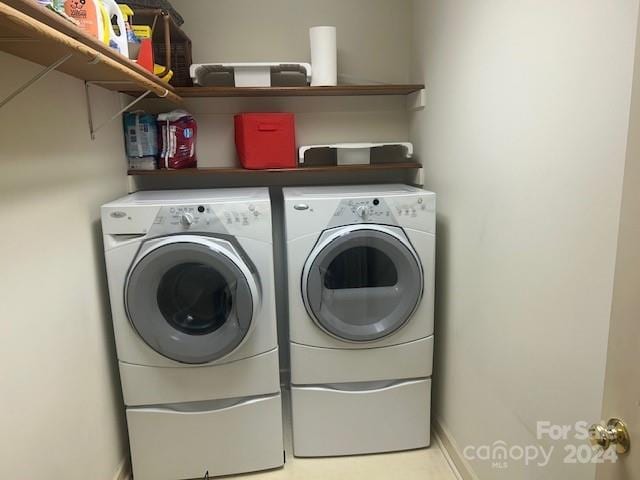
[234,113,296,169]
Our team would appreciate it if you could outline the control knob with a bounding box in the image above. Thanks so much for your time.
[180,212,194,227]
[355,206,368,218]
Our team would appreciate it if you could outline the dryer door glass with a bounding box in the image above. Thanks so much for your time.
[126,241,254,364]
[305,228,423,342]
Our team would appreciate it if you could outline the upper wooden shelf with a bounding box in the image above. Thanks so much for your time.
[0,0,182,103]
[173,84,425,98]
[0,0,421,106]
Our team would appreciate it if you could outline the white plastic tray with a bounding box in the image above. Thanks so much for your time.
[298,142,414,165]
[190,62,312,87]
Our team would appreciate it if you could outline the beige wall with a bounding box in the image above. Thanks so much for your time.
[172,0,412,84]
[410,1,638,478]
[141,0,414,171]
[137,95,410,170]
[0,53,128,479]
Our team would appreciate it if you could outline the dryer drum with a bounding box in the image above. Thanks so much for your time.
[303,228,423,342]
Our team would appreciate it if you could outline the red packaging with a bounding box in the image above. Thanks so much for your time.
[158,110,197,169]
[136,39,154,73]
[234,113,296,169]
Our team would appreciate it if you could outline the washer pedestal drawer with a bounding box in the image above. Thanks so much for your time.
[127,393,284,480]
[291,379,431,457]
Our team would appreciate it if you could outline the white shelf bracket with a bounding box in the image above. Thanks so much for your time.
[411,167,425,187]
[407,88,426,111]
[0,53,73,110]
[85,81,152,140]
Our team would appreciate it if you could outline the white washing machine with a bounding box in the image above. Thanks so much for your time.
[283,184,435,457]
[101,189,283,480]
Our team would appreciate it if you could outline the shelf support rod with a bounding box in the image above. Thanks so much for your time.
[85,81,152,140]
[0,53,73,110]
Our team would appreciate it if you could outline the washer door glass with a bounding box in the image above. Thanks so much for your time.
[126,241,254,364]
[304,228,423,342]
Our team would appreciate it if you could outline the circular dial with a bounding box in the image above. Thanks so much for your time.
[355,205,368,218]
[180,212,194,226]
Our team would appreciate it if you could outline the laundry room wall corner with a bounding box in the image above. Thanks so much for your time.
[409,1,638,479]
[0,53,129,479]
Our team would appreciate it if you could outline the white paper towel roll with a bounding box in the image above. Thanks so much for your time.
[310,26,337,86]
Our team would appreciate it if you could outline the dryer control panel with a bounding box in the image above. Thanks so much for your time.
[283,187,436,240]
[327,198,395,227]
[325,194,435,232]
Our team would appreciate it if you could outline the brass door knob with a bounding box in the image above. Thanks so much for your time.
[588,418,630,454]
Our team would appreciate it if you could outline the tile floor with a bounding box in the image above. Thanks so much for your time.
[224,389,458,480]
[231,444,459,480]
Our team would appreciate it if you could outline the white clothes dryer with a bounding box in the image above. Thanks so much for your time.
[283,184,436,457]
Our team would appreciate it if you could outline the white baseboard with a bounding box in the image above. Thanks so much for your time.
[432,428,463,480]
[433,417,480,480]
[113,456,131,480]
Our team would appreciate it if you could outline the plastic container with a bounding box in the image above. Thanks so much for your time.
[102,0,129,57]
[118,4,140,60]
[133,25,152,38]
[234,113,296,170]
[65,0,108,44]
[38,0,65,13]
[135,38,154,72]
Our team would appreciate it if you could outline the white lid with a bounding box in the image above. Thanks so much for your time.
[103,188,270,207]
[283,184,430,200]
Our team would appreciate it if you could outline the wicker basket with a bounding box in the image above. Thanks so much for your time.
[132,8,193,87]
[154,38,192,87]
[127,0,184,25]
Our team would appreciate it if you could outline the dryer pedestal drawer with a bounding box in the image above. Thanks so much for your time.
[127,393,284,480]
[291,379,431,457]
[290,336,433,385]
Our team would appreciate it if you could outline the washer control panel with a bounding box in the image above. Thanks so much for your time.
[221,203,263,227]
[148,202,267,236]
[155,205,220,229]
[392,196,428,219]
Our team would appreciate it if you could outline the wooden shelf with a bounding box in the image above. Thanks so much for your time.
[128,162,422,176]
[0,1,423,149]
[0,1,420,104]
[173,84,424,98]
[0,0,182,103]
